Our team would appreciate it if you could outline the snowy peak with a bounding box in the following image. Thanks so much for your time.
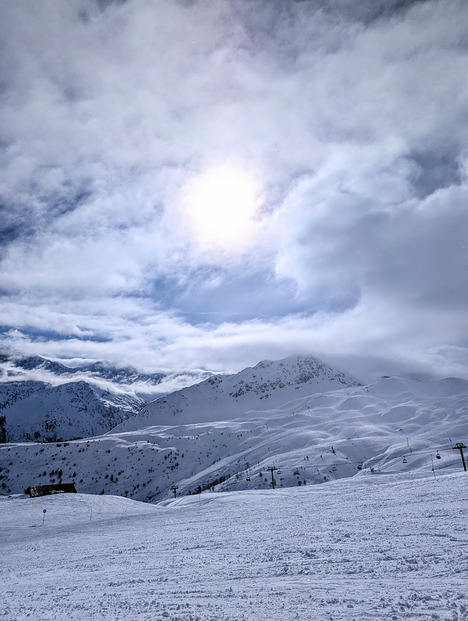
[13,355,72,375]
[117,354,361,429]
[229,355,360,397]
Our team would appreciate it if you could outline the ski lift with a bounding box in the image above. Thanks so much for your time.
[436,452,441,459]
[402,456,407,464]
[276,470,282,475]
[331,465,337,472]
[294,469,300,476]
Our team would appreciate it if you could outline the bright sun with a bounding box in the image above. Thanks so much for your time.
[181,165,260,250]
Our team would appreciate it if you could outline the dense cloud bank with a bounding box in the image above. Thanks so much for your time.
[0,0,467,379]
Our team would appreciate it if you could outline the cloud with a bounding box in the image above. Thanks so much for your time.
[0,0,467,379]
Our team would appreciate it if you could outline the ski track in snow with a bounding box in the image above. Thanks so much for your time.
[1,473,467,621]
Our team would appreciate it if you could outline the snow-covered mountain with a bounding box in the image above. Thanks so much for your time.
[116,354,361,430]
[0,380,141,442]
[0,350,214,441]
[2,362,466,502]
[0,350,211,400]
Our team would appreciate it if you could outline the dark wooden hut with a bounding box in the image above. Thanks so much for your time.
[24,483,77,497]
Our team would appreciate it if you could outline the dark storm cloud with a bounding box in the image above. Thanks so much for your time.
[0,0,467,378]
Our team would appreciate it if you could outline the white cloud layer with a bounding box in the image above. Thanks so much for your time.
[1,0,467,380]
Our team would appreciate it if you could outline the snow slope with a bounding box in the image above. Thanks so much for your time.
[1,473,467,620]
[1,371,467,502]
[116,355,361,430]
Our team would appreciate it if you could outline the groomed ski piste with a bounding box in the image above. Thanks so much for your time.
[1,470,467,621]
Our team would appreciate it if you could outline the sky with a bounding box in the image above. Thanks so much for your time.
[1,0,468,380]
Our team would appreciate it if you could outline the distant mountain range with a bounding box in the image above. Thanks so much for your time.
[1,354,467,501]
[1,350,467,504]
[0,351,201,391]
[8,354,167,386]
[0,350,212,442]
[0,352,359,442]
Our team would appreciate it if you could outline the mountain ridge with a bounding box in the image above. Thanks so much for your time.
[0,379,140,442]
[115,354,362,430]
[1,369,467,502]
[0,349,215,441]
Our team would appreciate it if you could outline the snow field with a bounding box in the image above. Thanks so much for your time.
[1,472,467,620]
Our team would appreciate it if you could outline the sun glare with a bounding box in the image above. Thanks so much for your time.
[181,165,260,250]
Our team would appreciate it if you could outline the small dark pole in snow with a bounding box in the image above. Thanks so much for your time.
[171,485,179,498]
[267,466,278,489]
[453,443,467,472]
[42,509,47,526]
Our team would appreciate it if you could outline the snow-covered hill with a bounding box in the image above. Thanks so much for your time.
[1,474,467,620]
[0,379,141,442]
[116,354,362,430]
[1,368,467,502]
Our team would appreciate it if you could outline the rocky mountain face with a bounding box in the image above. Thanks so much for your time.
[116,355,362,430]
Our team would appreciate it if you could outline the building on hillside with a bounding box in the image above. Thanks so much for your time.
[24,483,77,497]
